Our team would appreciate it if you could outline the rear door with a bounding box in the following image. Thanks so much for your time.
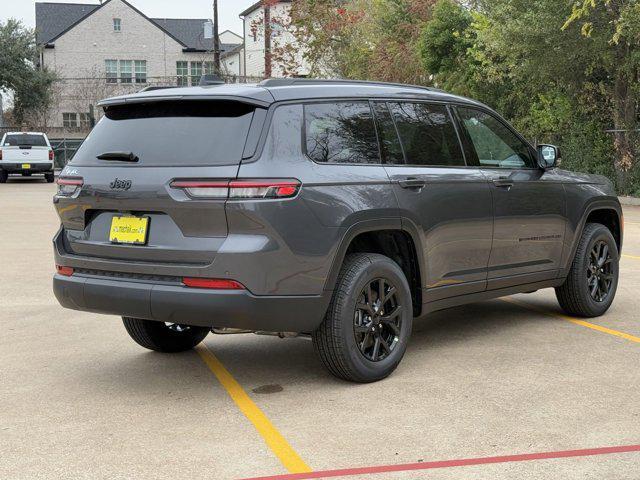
[375,101,493,301]
[55,100,263,266]
[453,106,565,288]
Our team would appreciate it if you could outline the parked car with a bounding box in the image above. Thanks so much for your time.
[0,132,55,183]
[52,79,622,382]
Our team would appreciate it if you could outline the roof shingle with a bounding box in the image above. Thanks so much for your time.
[35,1,242,52]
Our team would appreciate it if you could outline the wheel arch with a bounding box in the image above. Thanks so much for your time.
[562,199,623,276]
[324,219,424,317]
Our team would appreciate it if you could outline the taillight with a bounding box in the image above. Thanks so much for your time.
[0,150,3,160]
[182,277,245,289]
[57,177,83,196]
[170,179,301,200]
[49,149,54,161]
[56,265,74,276]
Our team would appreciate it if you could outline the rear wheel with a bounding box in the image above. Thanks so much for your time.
[555,223,619,317]
[0,170,7,183]
[44,172,54,183]
[122,317,210,353]
[312,253,413,383]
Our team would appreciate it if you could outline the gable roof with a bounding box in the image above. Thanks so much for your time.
[35,2,100,44]
[151,18,213,51]
[35,0,240,52]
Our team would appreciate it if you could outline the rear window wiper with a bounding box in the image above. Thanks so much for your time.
[96,152,139,162]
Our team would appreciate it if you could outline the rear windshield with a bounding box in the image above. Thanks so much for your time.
[3,134,48,147]
[71,101,257,167]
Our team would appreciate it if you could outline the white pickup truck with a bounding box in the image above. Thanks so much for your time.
[0,132,55,183]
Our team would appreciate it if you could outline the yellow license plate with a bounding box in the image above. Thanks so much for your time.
[22,164,31,169]
[109,216,149,245]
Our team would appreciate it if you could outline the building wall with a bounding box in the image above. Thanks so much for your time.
[40,0,240,130]
[242,2,309,78]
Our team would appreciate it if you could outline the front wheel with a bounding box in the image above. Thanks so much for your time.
[122,317,210,353]
[555,223,619,317]
[312,253,413,383]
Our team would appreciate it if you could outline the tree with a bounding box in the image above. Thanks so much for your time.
[0,19,57,125]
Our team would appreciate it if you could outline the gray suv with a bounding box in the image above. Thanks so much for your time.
[53,79,622,382]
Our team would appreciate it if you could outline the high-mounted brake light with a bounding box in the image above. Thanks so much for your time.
[170,179,301,200]
[56,177,84,196]
[56,265,74,276]
[182,277,245,290]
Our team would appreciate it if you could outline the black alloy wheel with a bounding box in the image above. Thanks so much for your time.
[354,278,402,362]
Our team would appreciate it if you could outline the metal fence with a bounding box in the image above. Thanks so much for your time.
[50,138,84,169]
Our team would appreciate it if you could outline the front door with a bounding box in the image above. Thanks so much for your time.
[454,106,566,289]
[373,101,494,302]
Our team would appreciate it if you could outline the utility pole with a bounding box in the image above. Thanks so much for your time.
[212,0,220,73]
[264,3,272,78]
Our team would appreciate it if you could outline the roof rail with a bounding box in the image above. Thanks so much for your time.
[258,78,443,93]
[137,85,180,93]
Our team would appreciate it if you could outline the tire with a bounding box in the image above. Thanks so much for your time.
[0,170,7,183]
[122,317,210,353]
[312,253,413,383]
[44,172,54,183]
[555,223,619,317]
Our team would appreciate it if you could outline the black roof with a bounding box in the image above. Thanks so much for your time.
[98,79,484,109]
[35,2,99,45]
[35,1,241,52]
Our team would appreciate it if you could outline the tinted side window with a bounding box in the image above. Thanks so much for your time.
[457,107,535,168]
[304,102,380,164]
[389,102,464,167]
[372,102,404,165]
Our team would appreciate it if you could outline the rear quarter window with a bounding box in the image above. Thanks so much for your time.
[70,101,257,167]
[304,102,380,164]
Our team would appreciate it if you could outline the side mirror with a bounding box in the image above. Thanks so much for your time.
[537,144,561,169]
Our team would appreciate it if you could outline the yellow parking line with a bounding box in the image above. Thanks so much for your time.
[623,254,640,260]
[196,344,312,474]
[503,297,640,344]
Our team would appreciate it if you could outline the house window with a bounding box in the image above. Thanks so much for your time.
[134,60,147,83]
[204,61,215,75]
[119,60,133,83]
[79,113,92,128]
[62,113,78,128]
[190,61,202,85]
[176,61,188,86]
[105,59,118,83]
[113,18,121,32]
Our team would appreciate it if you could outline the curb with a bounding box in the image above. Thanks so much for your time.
[619,196,640,206]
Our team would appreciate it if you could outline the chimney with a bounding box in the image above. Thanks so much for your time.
[204,20,213,39]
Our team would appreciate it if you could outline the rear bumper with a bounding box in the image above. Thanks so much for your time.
[1,162,53,173]
[53,273,330,333]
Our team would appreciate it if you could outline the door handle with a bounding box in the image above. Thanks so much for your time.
[492,177,514,189]
[398,178,426,189]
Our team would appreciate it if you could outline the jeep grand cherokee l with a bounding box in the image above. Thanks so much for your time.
[53,79,622,383]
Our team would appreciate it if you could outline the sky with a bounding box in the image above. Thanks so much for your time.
[0,0,257,34]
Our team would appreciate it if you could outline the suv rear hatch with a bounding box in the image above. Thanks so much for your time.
[55,99,266,267]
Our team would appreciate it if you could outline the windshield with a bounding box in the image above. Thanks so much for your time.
[3,134,48,147]
[71,100,257,167]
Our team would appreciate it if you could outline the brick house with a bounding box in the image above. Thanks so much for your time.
[35,0,244,132]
